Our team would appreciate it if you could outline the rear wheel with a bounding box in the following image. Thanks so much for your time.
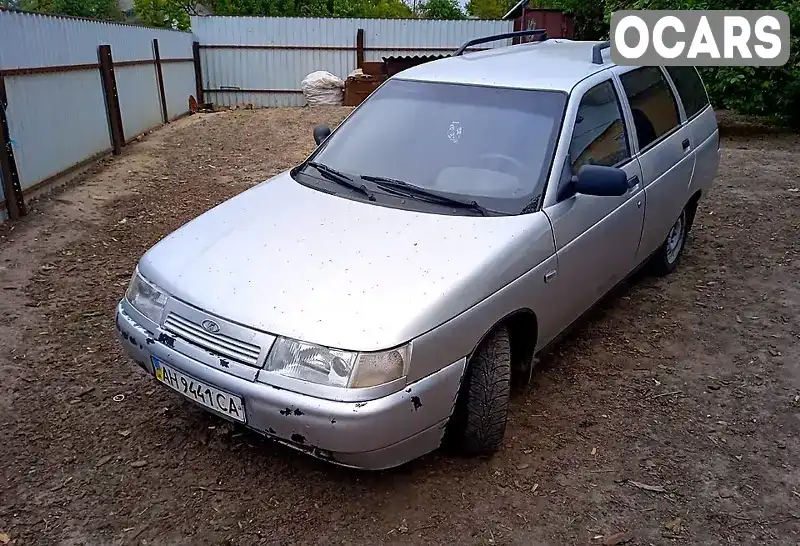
[649,207,688,276]
[447,326,511,455]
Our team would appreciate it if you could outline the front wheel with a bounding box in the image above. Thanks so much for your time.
[649,207,688,276]
[446,326,511,455]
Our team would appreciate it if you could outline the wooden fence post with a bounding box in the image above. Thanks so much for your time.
[192,41,204,105]
[0,75,26,219]
[98,44,124,155]
[152,38,169,124]
[356,29,365,70]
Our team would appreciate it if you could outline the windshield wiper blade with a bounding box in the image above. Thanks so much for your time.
[360,175,496,216]
[305,162,376,201]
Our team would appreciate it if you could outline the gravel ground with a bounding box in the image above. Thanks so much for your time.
[0,107,798,546]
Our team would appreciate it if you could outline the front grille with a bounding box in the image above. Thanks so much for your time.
[163,313,261,367]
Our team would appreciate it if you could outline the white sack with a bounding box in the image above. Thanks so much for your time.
[301,71,344,106]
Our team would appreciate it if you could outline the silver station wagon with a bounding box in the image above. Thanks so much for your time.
[116,31,720,470]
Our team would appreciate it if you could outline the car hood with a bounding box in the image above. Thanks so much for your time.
[139,171,554,352]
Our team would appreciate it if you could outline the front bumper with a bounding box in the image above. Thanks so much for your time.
[115,301,466,470]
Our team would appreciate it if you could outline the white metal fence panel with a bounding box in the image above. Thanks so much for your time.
[116,65,164,140]
[4,71,110,192]
[0,10,195,218]
[0,11,195,68]
[191,16,513,107]
[163,62,197,119]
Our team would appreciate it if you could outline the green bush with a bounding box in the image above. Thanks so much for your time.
[542,0,799,129]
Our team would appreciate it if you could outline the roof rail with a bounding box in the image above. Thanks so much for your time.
[592,41,611,64]
[454,29,548,57]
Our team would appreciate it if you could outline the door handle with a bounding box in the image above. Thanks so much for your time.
[627,175,640,189]
[682,138,691,150]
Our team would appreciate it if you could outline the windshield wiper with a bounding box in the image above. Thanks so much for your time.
[305,162,376,201]
[360,175,497,216]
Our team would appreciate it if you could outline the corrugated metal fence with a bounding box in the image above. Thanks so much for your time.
[0,13,519,223]
[0,10,196,221]
[191,16,514,108]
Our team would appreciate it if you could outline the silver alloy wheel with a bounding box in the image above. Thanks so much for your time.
[665,210,686,264]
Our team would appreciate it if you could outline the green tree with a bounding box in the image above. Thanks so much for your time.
[465,0,513,19]
[19,0,123,20]
[534,0,799,129]
[133,0,191,28]
[207,0,413,17]
[334,0,413,17]
[418,0,465,19]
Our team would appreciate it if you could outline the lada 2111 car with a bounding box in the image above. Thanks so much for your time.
[116,31,720,470]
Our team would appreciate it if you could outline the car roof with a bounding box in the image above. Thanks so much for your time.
[394,39,617,93]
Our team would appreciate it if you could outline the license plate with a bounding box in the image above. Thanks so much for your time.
[151,356,246,423]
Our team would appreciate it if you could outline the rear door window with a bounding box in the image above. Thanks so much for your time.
[665,66,710,119]
[568,80,631,174]
[619,67,680,151]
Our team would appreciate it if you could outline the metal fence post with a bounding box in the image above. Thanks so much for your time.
[152,38,169,123]
[192,41,204,105]
[98,44,125,155]
[356,29,365,70]
[0,75,26,219]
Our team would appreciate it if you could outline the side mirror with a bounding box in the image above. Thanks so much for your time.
[570,164,629,197]
[313,124,331,145]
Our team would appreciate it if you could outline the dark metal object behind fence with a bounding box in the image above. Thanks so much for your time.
[98,44,125,155]
[0,75,26,219]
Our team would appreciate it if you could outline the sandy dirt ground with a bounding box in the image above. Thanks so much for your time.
[0,107,798,546]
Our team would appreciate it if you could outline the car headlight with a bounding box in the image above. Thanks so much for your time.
[264,337,410,389]
[125,267,168,325]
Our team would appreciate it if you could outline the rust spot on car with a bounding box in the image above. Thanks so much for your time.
[157,333,175,348]
[279,408,292,416]
[330,418,336,424]
[291,433,306,444]
[293,408,304,416]
[411,396,422,411]
[219,358,230,369]
[406,388,412,393]
[355,402,367,408]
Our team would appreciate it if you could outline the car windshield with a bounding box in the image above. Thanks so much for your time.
[304,79,567,215]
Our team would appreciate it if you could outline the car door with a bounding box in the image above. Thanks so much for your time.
[615,66,696,263]
[663,66,720,200]
[540,76,645,338]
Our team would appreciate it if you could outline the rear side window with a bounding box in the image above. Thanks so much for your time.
[665,66,710,119]
[568,80,630,174]
[620,67,680,151]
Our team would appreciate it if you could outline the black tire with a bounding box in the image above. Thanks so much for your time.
[447,326,511,455]
[648,206,688,277]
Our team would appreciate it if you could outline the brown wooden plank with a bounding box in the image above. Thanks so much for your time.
[199,44,354,51]
[152,39,169,124]
[192,41,204,105]
[0,63,98,77]
[204,88,304,94]
[356,29,365,70]
[0,75,26,219]
[114,59,156,68]
[98,44,125,155]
